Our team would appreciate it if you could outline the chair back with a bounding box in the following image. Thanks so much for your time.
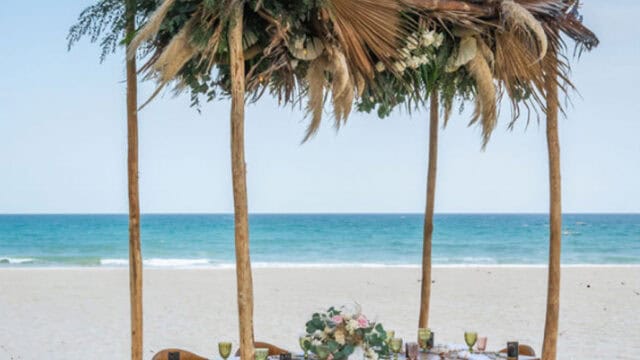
[497,344,536,357]
[234,342,289,357]
[152,348,209,360]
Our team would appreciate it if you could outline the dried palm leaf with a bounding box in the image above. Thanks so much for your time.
[354,72,366,98]
[446,36,477,72]
[402,0,494,17]
[127,0,177,59]
[303,55,330,142]
[152,18,198,83]
[501,0,548,62]
[466,51,497,148]
[288,36,325,61]
[494,29,546,113]
[138,18,198,110]
[476,37,495,71]
[326,0,411,78]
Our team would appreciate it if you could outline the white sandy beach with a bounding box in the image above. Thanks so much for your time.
[0,266,638,360]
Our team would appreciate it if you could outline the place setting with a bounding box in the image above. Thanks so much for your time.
[193,306,539,360]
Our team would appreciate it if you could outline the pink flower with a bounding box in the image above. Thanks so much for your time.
[357,314,369,328]
[328,354,334,360]
[331,315,344,324]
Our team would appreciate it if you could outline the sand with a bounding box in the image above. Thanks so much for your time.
[1,266,638,360]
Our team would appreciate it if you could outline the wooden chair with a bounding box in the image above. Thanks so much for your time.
[152,348,209,360]
[498,344,536,357]
[234,342,290,357]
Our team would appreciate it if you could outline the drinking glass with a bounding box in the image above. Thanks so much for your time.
[390,338,403,360]
[406,342,419,360]
[386,330,395,345]
[507,341,519,360]
[476,337,487,352]
[255,348,269,360]
[464,332,477,353]
[417,328,430,351]
[219,342,232,360]
[299,336,311,359]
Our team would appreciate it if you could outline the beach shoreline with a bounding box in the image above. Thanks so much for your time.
[1,266,639,359]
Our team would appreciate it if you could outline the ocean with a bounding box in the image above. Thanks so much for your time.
[0,214,638,267]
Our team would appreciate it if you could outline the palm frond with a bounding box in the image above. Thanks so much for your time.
[327,0,412,78]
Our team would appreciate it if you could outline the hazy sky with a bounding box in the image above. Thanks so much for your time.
[0,1,638,214]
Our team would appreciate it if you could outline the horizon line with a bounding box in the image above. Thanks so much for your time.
[1,212,638,216]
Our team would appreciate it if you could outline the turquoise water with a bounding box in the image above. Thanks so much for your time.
[0,214,638,267]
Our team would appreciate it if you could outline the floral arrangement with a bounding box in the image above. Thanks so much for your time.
[376,28,445,75]
[303,306,390,360]
[70,0,597,147]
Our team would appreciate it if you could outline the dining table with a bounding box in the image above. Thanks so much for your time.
[285,348,540,360]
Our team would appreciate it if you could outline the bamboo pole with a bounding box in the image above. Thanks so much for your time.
[419,89,439,328]
[229,4,255,360]
[541,47,561,360]
[125,0,143,359]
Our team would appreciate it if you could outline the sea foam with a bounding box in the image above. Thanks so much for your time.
[0,257,35,264]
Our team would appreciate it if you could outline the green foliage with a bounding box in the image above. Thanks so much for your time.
[357,33,475,120]
[67,0,157,62]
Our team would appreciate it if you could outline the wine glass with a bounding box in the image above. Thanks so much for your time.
[417,328,430,352]
[390,338,403,360]
[476,337,487,352]
[219,342,232,360]
[406,342,419,360]
[255,348,270,360]
[464,332,478,353]
[299,335,311,359]
[386,330,395,345]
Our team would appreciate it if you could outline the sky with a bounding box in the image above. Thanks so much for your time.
[0,1,638,214]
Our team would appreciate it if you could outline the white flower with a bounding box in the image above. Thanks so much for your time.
[291,59,299,69]
[313,330,324,338]
[312,339,322,347]
[375,62,386,73]
[407,57,420,69]
[421,31,435,47]
[434,32,445,48]
[419,55,429,65]
[346,319,359,333]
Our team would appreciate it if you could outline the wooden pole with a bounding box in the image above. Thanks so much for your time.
[125,0,143,359]
[419,89,438,328]
[541,48,561,360]
[229,4,255,360]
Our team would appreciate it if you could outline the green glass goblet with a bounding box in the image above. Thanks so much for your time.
[386,330,395,345]
[255,348,270,360]
[390,338,403,360]
[417,328,430,352]
[464,332,478,353]
[299,336,311,359]
[219,342,232,360]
